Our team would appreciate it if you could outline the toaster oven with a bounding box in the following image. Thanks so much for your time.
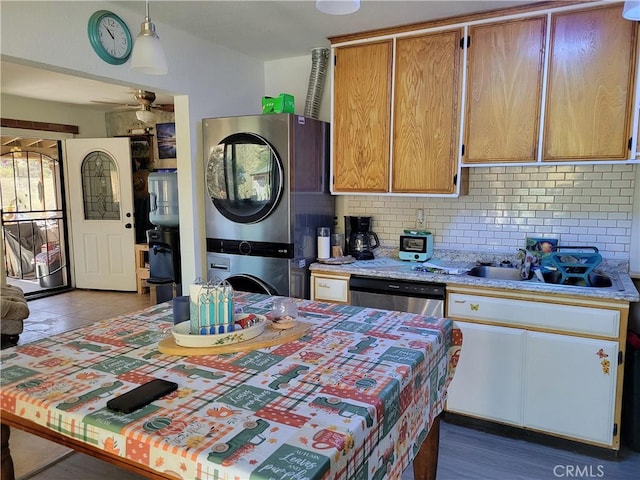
[399,230,433,261]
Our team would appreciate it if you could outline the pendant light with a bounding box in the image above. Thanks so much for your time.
[316,0,360,15]
[623,1,640,20]
[131,0,168,75]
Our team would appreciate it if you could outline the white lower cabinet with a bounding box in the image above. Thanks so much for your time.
[446,322,525,425]
[524,332,618,445]
[446,287,627,449]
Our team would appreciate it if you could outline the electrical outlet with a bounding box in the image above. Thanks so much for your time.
[416,209,424,227]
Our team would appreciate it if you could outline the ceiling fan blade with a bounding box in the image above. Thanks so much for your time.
[91,91,174,113]
[91,100,137,109]
[152,104,175,112]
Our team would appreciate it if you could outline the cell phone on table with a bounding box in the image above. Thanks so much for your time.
[107,379,178,414]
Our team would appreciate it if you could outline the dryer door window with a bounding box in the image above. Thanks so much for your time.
[205,132,283,224]
[225,274,279,295]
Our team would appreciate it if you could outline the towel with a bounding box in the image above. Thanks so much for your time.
[1,284,29,334]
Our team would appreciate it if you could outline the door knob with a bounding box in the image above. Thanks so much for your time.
[125,223,132,229]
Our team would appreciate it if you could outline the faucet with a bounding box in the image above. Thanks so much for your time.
[516,249,538,279]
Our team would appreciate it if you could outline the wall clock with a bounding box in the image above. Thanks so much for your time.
[87,10,132,65]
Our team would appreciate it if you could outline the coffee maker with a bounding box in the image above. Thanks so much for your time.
[345,216,380,260]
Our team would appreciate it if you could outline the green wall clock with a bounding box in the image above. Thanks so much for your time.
[87,10,133,65]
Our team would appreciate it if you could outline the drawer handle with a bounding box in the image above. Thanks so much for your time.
[470,304,479,311]
[453,300,466,304]
[318,282,330,288]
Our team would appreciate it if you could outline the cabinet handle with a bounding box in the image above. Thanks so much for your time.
[453,300,466,303]
[318,282,330,288]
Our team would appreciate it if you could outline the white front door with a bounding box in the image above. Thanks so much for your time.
[65,138,136,290]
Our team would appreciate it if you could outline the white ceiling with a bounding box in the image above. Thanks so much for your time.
[1,0,536,109]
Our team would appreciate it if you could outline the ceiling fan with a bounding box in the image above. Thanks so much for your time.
[92,89,174,122]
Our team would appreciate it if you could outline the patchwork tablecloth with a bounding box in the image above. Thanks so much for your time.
[0,292,462,480]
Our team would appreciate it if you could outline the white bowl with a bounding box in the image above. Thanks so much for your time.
[171,314,266,348]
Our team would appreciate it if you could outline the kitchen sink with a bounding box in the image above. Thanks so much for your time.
[466,265,527,281]
[466,265,617,289]
[539,271,613,288]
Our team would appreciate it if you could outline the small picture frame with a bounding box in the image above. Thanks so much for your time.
[156,122,177,161]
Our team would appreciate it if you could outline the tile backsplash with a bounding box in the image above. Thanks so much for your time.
[340,164,637,260]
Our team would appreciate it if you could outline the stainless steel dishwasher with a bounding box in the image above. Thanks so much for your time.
[349,275,445,317]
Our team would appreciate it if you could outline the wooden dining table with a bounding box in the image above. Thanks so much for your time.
[0,292,461,480]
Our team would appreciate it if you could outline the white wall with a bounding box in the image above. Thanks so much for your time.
[1,0,266,286]
[1,94,110,137]
[265,55,331,123]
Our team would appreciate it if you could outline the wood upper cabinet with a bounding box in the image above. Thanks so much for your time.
[333,41,392,192]
[543,4,637,161]
[332,2,639,170]
[393,30,462,194]
[332,30,463,194]
[463,16,546,164]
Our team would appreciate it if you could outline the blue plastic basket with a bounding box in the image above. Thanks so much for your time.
[544,246,602,285]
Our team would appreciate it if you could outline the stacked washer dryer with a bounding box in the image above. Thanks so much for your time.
[203,114,334,298]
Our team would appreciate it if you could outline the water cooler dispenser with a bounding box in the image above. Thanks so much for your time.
[146,171,181,304]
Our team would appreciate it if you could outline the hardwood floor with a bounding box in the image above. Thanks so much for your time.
[19,289,152,346]
[432,421,640,480]
[10,290,640,479]
[22,420,640,480]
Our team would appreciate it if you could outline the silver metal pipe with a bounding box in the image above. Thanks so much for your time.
[304,47,330,119]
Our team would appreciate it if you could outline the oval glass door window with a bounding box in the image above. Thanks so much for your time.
[81,150,121,220]
[205,132,283,224]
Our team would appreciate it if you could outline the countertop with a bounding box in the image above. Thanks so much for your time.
[310,250,640,303]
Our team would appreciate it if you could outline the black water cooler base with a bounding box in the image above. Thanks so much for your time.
[147,227,181,305]
[148,281,181,305]
[154,282,174,304]
[622,333,640,452]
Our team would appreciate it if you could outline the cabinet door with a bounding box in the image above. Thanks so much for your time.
[543,4,637,161]
[446,322,525,426]
[311,273,349,303]
[524,332,618,445]
[463,16,546,164]
[393,29,462,193]
[333,41,392,192]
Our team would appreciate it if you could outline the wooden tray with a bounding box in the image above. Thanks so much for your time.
[317,255,355,265]
[158,321,312,356]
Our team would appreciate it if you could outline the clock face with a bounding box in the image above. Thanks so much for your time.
[88,10,132,65]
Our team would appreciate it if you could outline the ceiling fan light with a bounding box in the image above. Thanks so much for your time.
[316,0,360,15]
[623,0,640,20]
[136,109,155,123]
[131,1,168,75]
